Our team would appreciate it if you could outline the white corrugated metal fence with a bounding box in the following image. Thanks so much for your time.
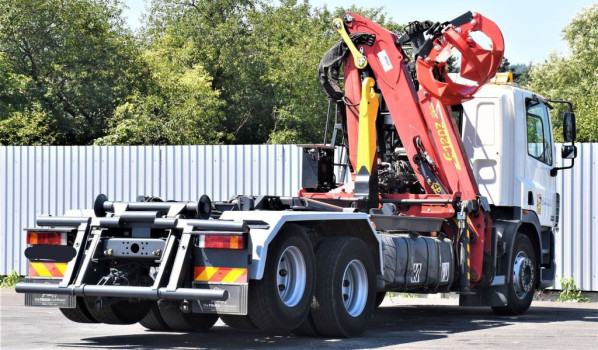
[1,144,596,291]
[554,143,597,291]
[0,145,302,276]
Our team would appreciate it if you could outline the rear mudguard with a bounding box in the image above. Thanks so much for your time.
[219,211,383,280]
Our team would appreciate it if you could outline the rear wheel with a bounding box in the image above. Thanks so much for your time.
[158,300,218,332]
[220,314,257,330]
[492,234,536,315]
[59,297,98,323]
[84,297,152,324]
[309,238,376,337]
[247,225,315,331]
[139,302,170,331]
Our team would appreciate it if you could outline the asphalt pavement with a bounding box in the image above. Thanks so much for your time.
[1,288,597,349]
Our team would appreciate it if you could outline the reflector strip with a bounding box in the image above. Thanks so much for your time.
[28,262,67,277]
[194,266,247,283]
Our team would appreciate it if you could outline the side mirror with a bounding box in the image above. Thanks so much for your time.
[548,99,577,177]
[561,144,577,159]
[563,111,577,142]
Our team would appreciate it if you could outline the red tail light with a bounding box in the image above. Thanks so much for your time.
[26,231,67,245]
[198,235,245,249]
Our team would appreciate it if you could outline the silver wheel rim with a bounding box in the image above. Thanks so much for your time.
[342,259,368,317]
[277,246,306,307]
[513,250,534,299]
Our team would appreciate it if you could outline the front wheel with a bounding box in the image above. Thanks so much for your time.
[492,234,536,315]
[309,237,376,337]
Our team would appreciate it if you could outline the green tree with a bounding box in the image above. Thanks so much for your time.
[0,0,142,145]
[0,53,29,118]
[526,4,598,142]
[0,102,57,145]
[146,0,261,143]
[246,1,335,143]
[145,0,402,144]
[96,34,225,145]
[498,57,511,72]
[265,3,403,143]
[511,63,531,86]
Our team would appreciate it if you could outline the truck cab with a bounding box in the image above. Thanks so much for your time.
[462,83,558,226]
[460,82,576,294]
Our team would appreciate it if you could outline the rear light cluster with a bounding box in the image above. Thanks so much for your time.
[197,234,245,249]
[26,231,67,246]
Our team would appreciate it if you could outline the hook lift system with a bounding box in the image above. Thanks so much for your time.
[16,11,577,337]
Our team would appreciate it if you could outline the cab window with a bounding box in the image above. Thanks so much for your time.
[526,99,553,165]
[451,104,464,136]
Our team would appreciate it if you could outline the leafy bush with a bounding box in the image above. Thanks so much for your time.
[556,277,590,302]
[0,270,21,288]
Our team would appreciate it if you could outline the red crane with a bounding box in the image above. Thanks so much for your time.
[301,11,504,290]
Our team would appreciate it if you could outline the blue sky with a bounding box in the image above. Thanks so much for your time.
[121,0,596,64]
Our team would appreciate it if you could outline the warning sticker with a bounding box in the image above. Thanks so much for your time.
[411,263,422,283]
[441,262,450,283]
[377,50,393,72]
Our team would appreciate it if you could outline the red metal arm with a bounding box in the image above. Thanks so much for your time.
[332,12,502,284]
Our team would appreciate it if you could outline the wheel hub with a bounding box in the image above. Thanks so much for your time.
[513,251,534,299]
[277,246,306,307]
[342,259,368,317]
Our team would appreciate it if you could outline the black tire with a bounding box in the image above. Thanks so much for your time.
[293,313,320,336]
[139,302,171,331]
[375,292,386,308]
[84,297,152,325]
[59,297,98,323]
[492,234,536,315]
[310,238,376,337]
[158,300,218,332]
[247,225,315,331]
[220,314,257,330]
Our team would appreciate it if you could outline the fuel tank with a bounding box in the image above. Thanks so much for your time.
[379,233,455,292]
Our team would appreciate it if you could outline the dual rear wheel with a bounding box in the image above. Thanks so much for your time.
[60,296,218,331]
[222,225,316,331]
[223,231,376,338]
[60,297,151,325]
[298,237,376,337]
[140,300,218,331]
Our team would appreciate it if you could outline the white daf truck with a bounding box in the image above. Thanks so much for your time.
[16,11,577,338]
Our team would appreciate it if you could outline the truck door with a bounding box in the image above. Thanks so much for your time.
[523,98,556,227]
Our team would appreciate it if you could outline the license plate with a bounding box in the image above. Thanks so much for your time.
[192,282,248,315]
[24,278,75,308]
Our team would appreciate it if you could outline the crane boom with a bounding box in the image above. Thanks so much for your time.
[307,11,505,287]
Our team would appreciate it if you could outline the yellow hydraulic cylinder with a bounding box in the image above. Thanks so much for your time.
[356,77,380,174]
[332,18,368,69]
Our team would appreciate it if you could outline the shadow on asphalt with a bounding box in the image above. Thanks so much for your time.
[58,304,598,349]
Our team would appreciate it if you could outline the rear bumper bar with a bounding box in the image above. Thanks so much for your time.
[15,283,229,301]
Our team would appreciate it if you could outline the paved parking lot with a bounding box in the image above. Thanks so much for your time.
[1,288,597,349]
